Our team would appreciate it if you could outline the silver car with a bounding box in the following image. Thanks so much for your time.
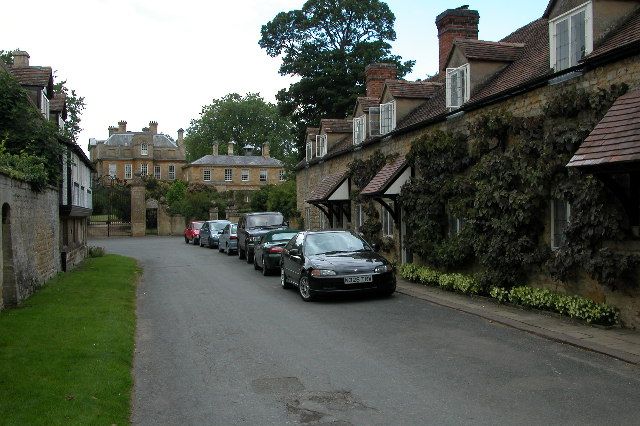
[218,223,238,255]
[199,220,231,248]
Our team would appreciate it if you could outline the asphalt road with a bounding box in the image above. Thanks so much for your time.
[96,236,640,425]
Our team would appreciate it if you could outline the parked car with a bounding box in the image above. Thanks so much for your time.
[218,223,238,255]
[280,230,396,301]
[237,212,286,263]
[199,220,231,248]
[253,229,299,275]
[184,221,204,245]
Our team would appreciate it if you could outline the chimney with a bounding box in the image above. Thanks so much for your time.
[108,126,117,136]
[177,128,184,145]
[228,141,235,155]
[212,143,218,156]
[435,6,479,74]
[118,120,127,133]
[365,63,397,100]
[149,121,158,134]
[262,143,270,158]
[12,50,29,67]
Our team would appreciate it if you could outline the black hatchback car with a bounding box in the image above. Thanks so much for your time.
[280,230,396,301]
[237,212,286,263]
[253,229,299,275]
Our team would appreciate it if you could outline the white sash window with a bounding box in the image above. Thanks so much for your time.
[353,115,366,145]
[446,64,470,109]
[380,101,396,135]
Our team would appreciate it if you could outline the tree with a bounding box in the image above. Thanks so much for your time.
[53,79,85,143]
[0,50,15,65]
[184,93,297,169]
[259,0,414,156]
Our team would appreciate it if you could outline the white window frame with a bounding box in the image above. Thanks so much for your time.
[549,2,593,71]
[353,115,366,145]
[260,170,268,182]
[224,168,232,182]
[154,165,161,179]
[241,169,250,182]
[124,163,132,179]
[141,143,148,156]
[551,199,571,250]
[369,107,381,137]
[168,164,176,180]
[315,134,327,157]
[40,89,50,119]
[203,169,211,182]
[446,63,470,109]
[279,170,285,181]
[380,101,396,135]
[108,163,117,178]
[381,203,394,237]
[140,163,148,176]
[306,141,313,161]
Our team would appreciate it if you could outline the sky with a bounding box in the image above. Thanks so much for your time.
[2,1,544,155]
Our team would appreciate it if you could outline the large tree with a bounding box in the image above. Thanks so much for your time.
[259,0,414,157]
[185,93,296,168]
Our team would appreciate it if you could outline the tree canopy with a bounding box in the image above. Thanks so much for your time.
[259,0,414,156]
[185,93,295,165]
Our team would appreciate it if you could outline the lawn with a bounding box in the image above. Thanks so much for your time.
[0,254,139,425]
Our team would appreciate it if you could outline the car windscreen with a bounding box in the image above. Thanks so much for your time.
[304,232,371,256]
[212,222,229,231]
[193,222,203,230]
[268,232,297,242]
[246,214,283,228]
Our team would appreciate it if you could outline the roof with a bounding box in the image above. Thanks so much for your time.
[360,157,408,196]
[49,91,67,119]
[384,80,442,99]
[567,89,640,168]
[319,119,352,134]
[450,39,525,63]
[103,133,178,148]
[306,171,348,202]
[356,97,380,111]
[584,9,640,61]
[8,65,53,92]
[188,154,283,167]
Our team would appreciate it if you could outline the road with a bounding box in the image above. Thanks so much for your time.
[96,236,640,425]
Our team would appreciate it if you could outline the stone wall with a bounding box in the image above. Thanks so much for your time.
[0,173,61,309]
[158,204,185,236]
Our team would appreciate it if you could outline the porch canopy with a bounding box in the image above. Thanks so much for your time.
[360,157,411,223]
[306,171,351,227]
[568,89,640,226]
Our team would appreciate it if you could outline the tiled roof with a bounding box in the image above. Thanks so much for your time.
[50,91,66,116]
[584,9,640,61]
[104,133,178,148]
[451,39,525,62]
[360,157,408,196]
[307,171,348,202]
[567,89,640,168]
[319,119,352,134]
[356,97,380,112]
[189,154,283,167]
[9,65,53,88]
[384,80,442,99]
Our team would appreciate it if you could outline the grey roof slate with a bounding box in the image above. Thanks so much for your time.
[103,133,178,148]
[188,155,283,167]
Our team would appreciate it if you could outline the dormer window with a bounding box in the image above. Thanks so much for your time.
[40,90,50,119]
[353,115,366,145]
[549,2,593,71]
[306,140,313,161]
[369,107,381,137]
[141,143,148,156]
[446,64,470,109]
[315,134,327,157]
[380,101,396,135]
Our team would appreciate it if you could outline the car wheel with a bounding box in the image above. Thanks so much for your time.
[298,275,314,302]
[238,246,245,260]
[380,289,395,297]
[199,239,204,247]
[185,236,189,244]
[261,256,270,276]
[253,254,260,270]
[281,268,292,289]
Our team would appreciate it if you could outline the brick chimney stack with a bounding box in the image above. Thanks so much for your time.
[212,143,218,156]
[262,143,270,158]
[365,63,397,100]
[12,50,30,67]
[118,120,127,133]
[435,5,479,74]
[149,121,158,134]
[108,126,117,136]
[177,128,184,145]
[228,141,235,156]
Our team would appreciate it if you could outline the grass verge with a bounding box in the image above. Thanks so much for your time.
[0,254,139,425]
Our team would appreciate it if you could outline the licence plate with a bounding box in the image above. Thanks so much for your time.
[344,275,373,284]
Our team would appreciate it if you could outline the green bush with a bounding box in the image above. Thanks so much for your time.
[417,267,440,286]
[489,286,509,303]
[88,246,105,258]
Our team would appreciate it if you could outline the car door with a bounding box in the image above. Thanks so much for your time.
[289,233,305,283]
[201,223,209,245]
[220,225,228,248]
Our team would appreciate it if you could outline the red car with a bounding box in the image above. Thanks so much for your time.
[184,221,204,245]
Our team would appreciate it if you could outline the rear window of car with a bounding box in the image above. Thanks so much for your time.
[193,222,203,230]
[269,232,297,242]
[212,222,229,231]
[246,214,284,228]
[231,224,237,233]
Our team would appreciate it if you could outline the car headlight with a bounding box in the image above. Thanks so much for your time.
[310,269,337,277]
[374,265,391,273]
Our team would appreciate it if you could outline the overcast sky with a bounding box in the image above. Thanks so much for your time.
[2,1,543,154]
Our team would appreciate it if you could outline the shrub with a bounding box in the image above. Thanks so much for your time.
[88,246,105,258]
[490,286,509,303]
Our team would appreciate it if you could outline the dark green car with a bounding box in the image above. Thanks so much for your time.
[253,229,299,275]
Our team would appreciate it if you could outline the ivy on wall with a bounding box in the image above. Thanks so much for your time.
[401,83,637,290]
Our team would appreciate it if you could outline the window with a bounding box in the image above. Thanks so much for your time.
[315,134,327,157]
[154,165,161,179]
[369,107,381,137]
[380,101,396,134]
[446,63,470,109]
[550,2,592,71]
[140,163,148,176]
[203,169,211,182]
[381,203,394,237]
[305,207,311,230]
[353,115,366,145]
[168,165,176,180]
[125,163,132,179]
[260,170,268,182]
[40,90,49,119]
[241,169,249,182]
[306,141,313,161]
[551,199,571,249]
[108,163,116,178]
[224,168,232,182]
[141,143,148,156]
[279,170,285,181]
